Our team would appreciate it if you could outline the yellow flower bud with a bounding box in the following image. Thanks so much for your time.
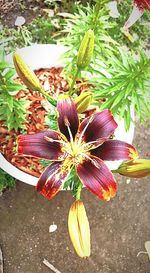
[76,29,94,70]
[117,159,150,178]
[68,200,91,258]
[74,92,92,113]
[13,52,42,91]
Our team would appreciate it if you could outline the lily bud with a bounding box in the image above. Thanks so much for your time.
[76,29,94,70]
[74,92,92,113]
[116,159,150,178]
[68,200,91,258]
[13,52,42,91]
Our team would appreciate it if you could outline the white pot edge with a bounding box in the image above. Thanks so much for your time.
[0,44,135,186]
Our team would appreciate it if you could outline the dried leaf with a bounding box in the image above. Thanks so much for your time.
[43,259,61,273]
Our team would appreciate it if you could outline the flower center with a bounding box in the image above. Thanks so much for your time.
[63,139,89,165]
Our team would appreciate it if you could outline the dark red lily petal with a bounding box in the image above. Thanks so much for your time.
[91,140,138,161]
[17,131,65,160]
[78,110,117,143]
[57,95,79,141]
[36,160,72,200]
[134,0,150,11]
[76,156,117,201]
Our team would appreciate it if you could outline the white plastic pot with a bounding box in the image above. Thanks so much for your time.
[0,44,135,186]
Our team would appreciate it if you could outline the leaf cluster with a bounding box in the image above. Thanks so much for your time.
[0,168,16,192]
[91,49,150,130]
[63,168,82,197]
[60,1,150,130]
[0,48,29,131]
[0,16,56,54]
[45,109,58,131]
[60,2,117,78]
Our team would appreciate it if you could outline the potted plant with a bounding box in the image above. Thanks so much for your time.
[0,1,150,258]
[0,43,135,185]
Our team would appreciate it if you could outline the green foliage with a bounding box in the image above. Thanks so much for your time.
[0,48,29,131]
[0,16,56,53]
[63,168,81,197]
[60,1,150,130]
[27,16,56,44]
[45,109,58,130]
[39,159,50,168]
[0,168,16,192]
[60,2,117,77]
[0,24,32,54]
[91,49,150,130]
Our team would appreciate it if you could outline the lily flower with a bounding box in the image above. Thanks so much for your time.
[17,95,138,201]
[123,0,150,29]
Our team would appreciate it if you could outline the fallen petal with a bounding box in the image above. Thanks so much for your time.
[49,224,57,233]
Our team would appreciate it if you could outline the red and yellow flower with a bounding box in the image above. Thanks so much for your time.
[17,95,138,201]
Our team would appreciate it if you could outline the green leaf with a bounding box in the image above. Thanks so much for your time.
[6,95,14,111]
[0,48,5,62]
[0,62,9,70]
[4,69,16,80]
[0,169,16,192]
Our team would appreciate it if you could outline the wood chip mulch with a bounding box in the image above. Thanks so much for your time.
[0,67,93,177]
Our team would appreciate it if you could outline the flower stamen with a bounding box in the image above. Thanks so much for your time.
[64,116,74,144]
[79,152,100,168]
[44,136,66,146]
[80,138,106,151]
[77,115,94,147]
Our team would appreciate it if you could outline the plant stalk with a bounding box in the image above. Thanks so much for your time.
[76,182,83,200]
[38,88,57,106]
[68,67,81,96]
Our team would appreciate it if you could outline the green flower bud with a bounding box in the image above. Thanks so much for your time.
[117,159,150,178]
[13,52,57,106]
[76,30,94,70]
[13,52,42,91]
[75,92,92,113]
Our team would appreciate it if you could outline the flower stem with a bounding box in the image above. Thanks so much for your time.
[38,88,57,106]
[76,182,83,200]
[92,1,101,31]
[68,67,81,96]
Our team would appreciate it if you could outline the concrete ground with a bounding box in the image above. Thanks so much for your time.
[0,121,150,273]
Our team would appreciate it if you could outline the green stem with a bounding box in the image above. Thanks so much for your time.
[38,88,57,107]
[68,67,81,96]
[76,182,83,200]
[92,1,101,32]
